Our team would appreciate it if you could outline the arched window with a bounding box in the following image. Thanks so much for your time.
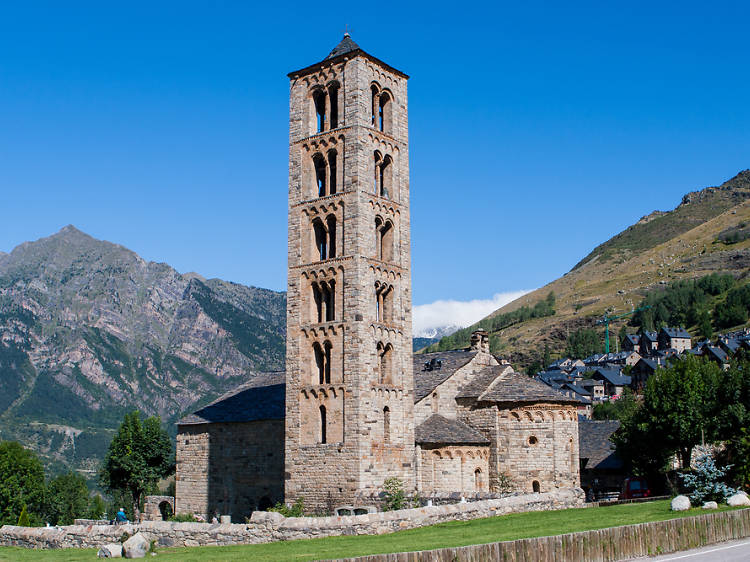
[312,282,323,323]
[378,342,392,384]
[313,218,327,260]
[323,341,332,383]
[431,392,439,413]
[326,215,337,258]
[327,150,337,195]
[373,151,382,194]
[474,469,483,491]
[380,221,394,262]
[379,155,392,198]
[319,405,327,444]
[532,480,540,493]
[383,406,391,443]
[379,92,392,133]
[313,153,327,197]
[313,89,326,133]
[328,83,339,129]
[371,85,379,126]
[375,283,392,323]
[313,342,325,384]
[325,280,335,322]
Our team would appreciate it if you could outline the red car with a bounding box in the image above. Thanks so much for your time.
[619,477,651,500]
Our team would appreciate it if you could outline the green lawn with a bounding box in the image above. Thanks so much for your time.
[0,501,745,562]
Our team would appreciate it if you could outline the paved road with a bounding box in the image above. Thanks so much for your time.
[628,538,750,561]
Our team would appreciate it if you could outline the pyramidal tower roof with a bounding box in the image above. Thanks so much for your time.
[325,33,360,60]
[288,34,408,79]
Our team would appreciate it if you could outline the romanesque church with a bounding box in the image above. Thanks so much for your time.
[174,36,580,518]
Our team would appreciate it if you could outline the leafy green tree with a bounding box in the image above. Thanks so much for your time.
[641,356,721,469]
[696,309,713,340]
[542,344,551,370]
[592,388,639,421]
[45,472,90,525]
[87,494,106,520]
[0,441,45,526]
[99,412,174,516]
[565,328,601,359]
[17,504,30,526]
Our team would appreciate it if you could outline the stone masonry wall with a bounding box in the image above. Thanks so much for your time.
[175,420,284,521]
[418,446,490,494]
[0,488,583,550]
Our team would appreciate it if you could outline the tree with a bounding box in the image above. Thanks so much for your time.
[565,328,600,359]
[99,412,174,516]
[0,441,45,526]
[542,344,551,370]
[592,388,639,421]
[640,356,721,469]
[45,472,90,525]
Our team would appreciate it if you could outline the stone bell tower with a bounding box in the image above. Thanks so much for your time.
[285,35,414,510]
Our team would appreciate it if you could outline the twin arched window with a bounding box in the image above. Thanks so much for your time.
[375,282,393,324]
[312,151,338,197]
[373,151,393,198]
[371,84,392,134]
[313,340,332,385]
[312,280,335,323]
[312,215,337,261]
[374,217,394,262]
[377,342,393,384]
[312,83,340,134]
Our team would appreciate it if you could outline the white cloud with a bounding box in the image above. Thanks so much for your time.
[412,290,532,337]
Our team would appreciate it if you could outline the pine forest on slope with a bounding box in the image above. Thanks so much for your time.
[428,170,750,366]
[0,226,286,477]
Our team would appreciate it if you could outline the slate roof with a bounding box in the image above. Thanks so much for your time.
[701,346,728,363]
[642,331,658,342]
[326,34,360,59]
[457,366,579,405]
[413,350,477,402]
[178,372,285,425]
[578,420,622,470]
[625,334,640,345]
[592,368,631,387]
[414,414,490,446]
[661,327,692,339]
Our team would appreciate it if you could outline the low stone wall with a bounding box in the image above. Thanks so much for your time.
[325,507,750,562]
[0,488,583,549]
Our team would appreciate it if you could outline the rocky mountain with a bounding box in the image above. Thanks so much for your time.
[0,226,286,475]
[428,170,750,366]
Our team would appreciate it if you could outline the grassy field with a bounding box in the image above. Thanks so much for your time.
[0,501,745,561]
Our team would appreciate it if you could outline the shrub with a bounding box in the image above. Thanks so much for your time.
[268,497,305,517]
[382,477,407,511]
[17,504,30,526]
[679,453,736,505]
[168,513,198,522]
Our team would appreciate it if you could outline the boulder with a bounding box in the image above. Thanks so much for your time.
[728,493,750,507]
[123,532,149,559]
[671,495,691,511]
[98,544,123,558]
[701,501,718,510]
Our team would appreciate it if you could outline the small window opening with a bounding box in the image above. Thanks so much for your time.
[326,215,337,259]
[313,219,327,260]
[325,280,335,322]
[314,154,327,197]
[379,92,391,133]
[320,405,327,444]
[532,480,540,493]
[323,341,332,383]
[313,90,326,133]
[383,406,390,443]
[474,469,482,492]
[312,283,323,323]
[377,342,392,384]
[380,156,391,198]
[380,221,393,262]
[314,342,326,384]
[431,392,439,413]
[371,85,379,126]
[328,84,339,129]
[327,151,337,195]
[373,151,382,194]
[528,436,538,445]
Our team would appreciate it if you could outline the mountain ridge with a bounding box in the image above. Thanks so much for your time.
[0,226,286,476]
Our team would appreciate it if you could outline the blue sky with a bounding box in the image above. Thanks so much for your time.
[1,2,748,333]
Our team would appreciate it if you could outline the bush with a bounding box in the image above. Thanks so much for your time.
[679,453,736,505]
[168,513,198,522]
[17,504,30,526]
[268,497,305,517]
[382,477,407,511]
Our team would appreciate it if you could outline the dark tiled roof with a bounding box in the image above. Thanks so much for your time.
[626,335,640,345]
[701,346,728,362]
[561,383,592,397]
[722,339,741,353]
[326,34,360,59]
[413,350,477,402]
[579,420,622,470]
[642,331,658,342]
[459,366,579,405]
[415,414,490,446]
[661,327,692,339]
[592,368,631,387]
[179,372,285,425]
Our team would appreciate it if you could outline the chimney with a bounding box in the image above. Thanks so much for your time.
[470,330,490,354]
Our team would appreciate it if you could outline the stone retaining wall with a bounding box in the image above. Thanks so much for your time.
[0,488,583,549]
[325,507,750,562]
